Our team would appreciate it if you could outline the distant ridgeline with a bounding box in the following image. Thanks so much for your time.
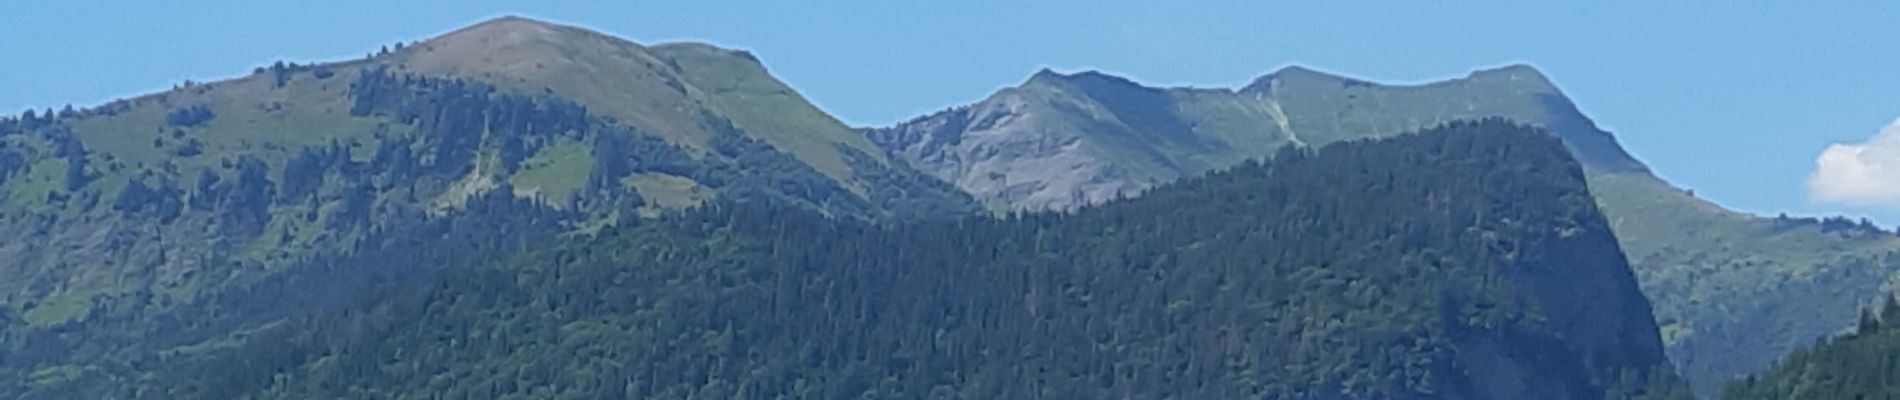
[2,120,1689,399]
[1721,299,1900,400]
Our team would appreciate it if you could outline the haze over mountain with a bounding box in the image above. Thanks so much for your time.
[868,63,1900,395]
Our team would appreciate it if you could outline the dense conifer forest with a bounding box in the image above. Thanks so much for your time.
[1,120,1690,399]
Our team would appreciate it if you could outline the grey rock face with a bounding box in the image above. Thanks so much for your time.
[868,88,1144,211]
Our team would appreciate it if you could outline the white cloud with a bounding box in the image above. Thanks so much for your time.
[1810,118,1900,208]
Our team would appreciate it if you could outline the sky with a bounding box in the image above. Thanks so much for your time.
[4,1,1899,223]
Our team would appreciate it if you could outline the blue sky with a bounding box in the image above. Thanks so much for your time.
[4,1,1898,222]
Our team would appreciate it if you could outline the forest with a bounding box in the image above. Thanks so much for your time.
[3,120,1689,399]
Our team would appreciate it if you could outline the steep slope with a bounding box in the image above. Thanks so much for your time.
[870,65,1900,395]
[391,16,889,183]
[1243,65,1645,173]
[0,16,973,337]
[1720,301,1900,399]
[868,69,1288,210]
[10,121,1687,399]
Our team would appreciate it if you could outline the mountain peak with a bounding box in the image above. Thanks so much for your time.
[463,15,585,35]
[1464,63,1558,92]
[1470,63,1545,77]
[392,17,886,190]
[1246,64,1559,95]
[1024,68,1072,86]
[472,15,558,28]
[423,15,589,51]
[1244,65,1366,93]
[1266,65,1340,79]
[486,15,550,24]
[1023,68,1145,90]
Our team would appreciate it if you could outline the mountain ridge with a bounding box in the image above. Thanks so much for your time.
[0,15,974,334]
[867,64,1900,396]
[866,63,1646,211]
[394,16,888,187]
[2,16,1890,397]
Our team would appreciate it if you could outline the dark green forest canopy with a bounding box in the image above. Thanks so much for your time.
[2,120,1688,399]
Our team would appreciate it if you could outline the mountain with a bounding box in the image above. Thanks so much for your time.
[866,65,1641,211]
[0,14,1863,398]
[0,16,974,334]
[7,120,1689,399]
[869,65,1900,395]
[1720,300,1900,399]
[398,17,890,184]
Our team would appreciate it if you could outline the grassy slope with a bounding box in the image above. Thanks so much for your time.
[392,17,709,149]
[623,172,711,215]
[507,136,593,205]
[1003,72,1293,189]
[1589,171,1900,395]
[652,42,886,188]
[1165,87,1289,165]
[0,17,931,325]
[392,17,872,188]
[1592,173,1900,288]
[70,66,394,176]
[1255,65,1557,147]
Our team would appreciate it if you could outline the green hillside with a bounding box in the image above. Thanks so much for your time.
[870,65,1900,395]
[1,121,1689,399]
[0,16,973,335]
[388,17,885,186]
